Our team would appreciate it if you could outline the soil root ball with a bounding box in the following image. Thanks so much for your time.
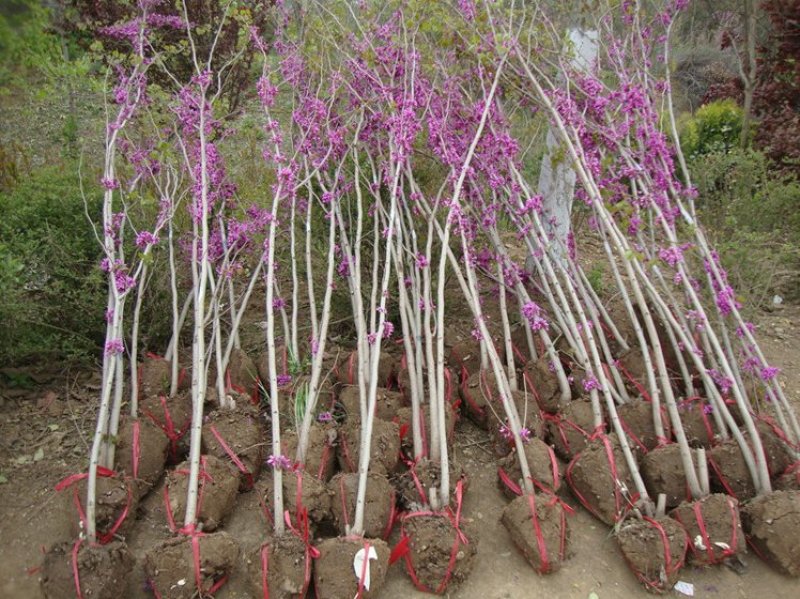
[741,490,800,576]
[397,366,457,407]
[618,348,648,394]
[393,458,466,510]
[708,438,758,500]
[545,400,602,461]
[338,418,400,475]
[641,444,689,509]
[335,349,395,388]
[226,347,259,395]
[138,355,173,398]
[41,540,134,599]
[616,516,688,593]
[247,534,313,599]
[676,396,717,448]
[256,343,290,384]
[509,326,531,368]
[337,385,405,423]
[394,404,457,458]
[144,531,240,599]
[58,472,138,542]
[490,392,545,457]
[329,472,396,539]
[709,428,794,500]
[202,404,264,490]
[501,492,572,574]
[165,455,239,531]
[261,469,332,527]
[755,418,795,478]
[617,400,672,453]
[314,537,390,599]
[497,438,562,499]
[670,494,746,566]
[115,417,169,499]
[520,355,561,414]
[399,511,478,594]
[282,422,338,482]
[446,331,482,380]
[459,369,499,429]
[566,433,635,525]
[139,392,192,462]
[774,461,800,491]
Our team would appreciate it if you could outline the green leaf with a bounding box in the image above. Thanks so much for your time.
[33,448,45,462]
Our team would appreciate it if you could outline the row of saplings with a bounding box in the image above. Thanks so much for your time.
[41,337,800,598]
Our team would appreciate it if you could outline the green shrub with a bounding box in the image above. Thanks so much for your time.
[680,99,745,158]
[690,148,800,308]
[0,165,106,365]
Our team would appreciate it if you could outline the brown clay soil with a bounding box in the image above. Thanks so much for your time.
[2,306,800,597]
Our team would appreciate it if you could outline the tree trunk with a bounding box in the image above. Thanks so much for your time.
[531,29,598,271]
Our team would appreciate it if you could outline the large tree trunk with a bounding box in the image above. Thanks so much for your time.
[531,29,598,271]
[740,0,757,148]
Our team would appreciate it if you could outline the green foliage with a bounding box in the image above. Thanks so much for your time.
[0,1,58,80]
[691,148,800,308]
[586,266,605,296]
[293,379,308,432]
[0,141,29,191]
[0,1,92,85]
[0,165,106,365]
[680,100,745,158]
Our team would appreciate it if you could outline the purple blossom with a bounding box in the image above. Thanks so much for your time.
[519,427,532,442]
[707,369,733,394]
[383,321,395,339]
[686,310,706,331]
[658,246,683,267]
[145,14,186,30]
[135,231,159,249]
[458,0,476,21]
[114,270,136,294]
[521,301,549,331]
[582,375,601,392]
[101,177,120,190]
[104,339,125,356]
[317,411,333,423]
[416,253,429,268]
[277,374,292,387]
[266,454,292,470]
[256,76,278,108]
[760,366,780,381]
[499,424,513,441]
[337,257,351,278]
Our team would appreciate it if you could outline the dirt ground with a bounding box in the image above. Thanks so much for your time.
[2,306,800,598]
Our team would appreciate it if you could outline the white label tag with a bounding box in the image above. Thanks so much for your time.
[674,580,694,596]
[353,545,378,594]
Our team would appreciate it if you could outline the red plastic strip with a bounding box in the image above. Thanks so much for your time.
[71,539,84,599]
[208,424,254,488]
